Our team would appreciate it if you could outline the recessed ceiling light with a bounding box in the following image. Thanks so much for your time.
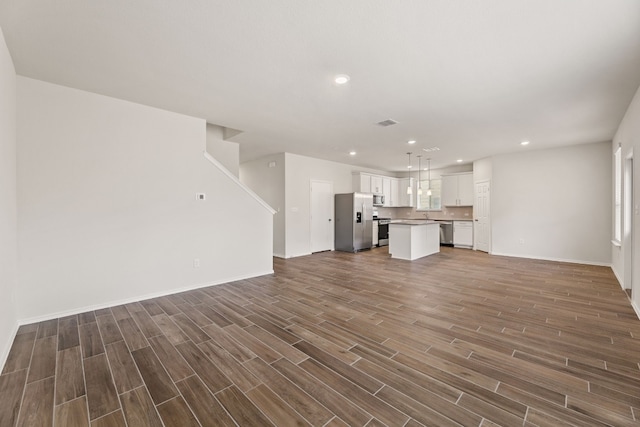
[423,147,440,152]
[407,165,412,169]
[408,140,416,145]
[521,141,530,146]
[349,151,356,156]
[456,159,463,163]
[334,74,350,85]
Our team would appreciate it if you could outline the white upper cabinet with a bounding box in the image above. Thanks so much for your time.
[352,173,413,207]
[442,172,473,206]
[382,178,391,206]
[457,173,474,205]
[389,178,399,207]
[371,176,383,194]
[353,173,371,193]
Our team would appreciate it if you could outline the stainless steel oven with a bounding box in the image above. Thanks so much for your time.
[377,218,390,246]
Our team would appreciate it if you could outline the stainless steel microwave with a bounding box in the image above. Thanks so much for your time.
[373,194,384,206]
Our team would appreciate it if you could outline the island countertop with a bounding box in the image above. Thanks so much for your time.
[390,220,439,225]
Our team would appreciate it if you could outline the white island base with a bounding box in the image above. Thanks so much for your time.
[388,221,440,261]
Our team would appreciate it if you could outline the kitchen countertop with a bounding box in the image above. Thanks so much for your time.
[397,218,473,222]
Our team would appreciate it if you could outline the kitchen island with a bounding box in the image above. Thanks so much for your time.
[388,220,440,260]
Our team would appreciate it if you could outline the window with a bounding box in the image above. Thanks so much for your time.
[417,178,441,210]
[614,146,622,244]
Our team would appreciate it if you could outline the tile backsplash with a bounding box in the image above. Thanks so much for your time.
[376,205,473,220]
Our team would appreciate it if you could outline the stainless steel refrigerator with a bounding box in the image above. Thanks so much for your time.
[334,192,373,252]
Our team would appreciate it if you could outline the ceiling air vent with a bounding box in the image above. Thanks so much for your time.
[376,119,398,127]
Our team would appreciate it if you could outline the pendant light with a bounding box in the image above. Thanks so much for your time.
[417,155,423,196]
[426,158,432,196]
[406,152,412,195]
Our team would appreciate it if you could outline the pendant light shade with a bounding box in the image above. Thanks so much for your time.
[417,155,423,195]
[426,158,432,196]
[406,152,413,195]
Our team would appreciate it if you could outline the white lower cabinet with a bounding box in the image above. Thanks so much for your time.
[453,221,473,248]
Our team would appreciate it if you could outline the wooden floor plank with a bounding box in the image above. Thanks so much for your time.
[215,385,275,426]
[271,358,373,426]
[58,316,80,351]
[244,357,334,426]
[2,247,639,427]
[104,340,144,394]
[16,377,54,427]
[79,322,105,358]
[148,335,194,382]
[36,319,59,339]
[119,386,163,427]
[95,314,123,345]
[54,396,90,427]
[55,346,86,405]
[84,354,120,420]
[174,340,232,394]
[131,346,178,405]
[246,383,311,427]
[2,332,36,375]
[156,396,200,427]
[0,370,27,427]
[117,318,149,351]
[197,340,261,392]
[90,410,126,427]
[27,336,56,383]
[175,375,237,427]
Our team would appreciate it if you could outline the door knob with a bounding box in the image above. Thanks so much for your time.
[328,219,332,221]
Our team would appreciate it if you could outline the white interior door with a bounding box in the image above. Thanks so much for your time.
[310,180,333,253]
[474,180,491,252]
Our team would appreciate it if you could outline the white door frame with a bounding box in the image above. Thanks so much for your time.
[623,152,635,304]
[474,180,491,253]
[310,180,334,253]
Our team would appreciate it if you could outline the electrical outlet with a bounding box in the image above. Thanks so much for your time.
[193,258,200,268]
[519,238,525,245]
[196,193,206,201]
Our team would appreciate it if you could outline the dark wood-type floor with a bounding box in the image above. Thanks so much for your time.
[1,247,640,426]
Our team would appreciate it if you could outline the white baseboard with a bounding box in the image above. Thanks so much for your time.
[17,269,274,326]
[0,322,19,374]
[274,252,312,259]
[631,300,640,320]
[489,252,612,267]
[611,265,624,289]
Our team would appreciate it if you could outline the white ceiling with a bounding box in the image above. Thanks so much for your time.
[1,0,639,171]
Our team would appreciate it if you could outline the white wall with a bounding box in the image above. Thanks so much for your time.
[610,83,640,314]
[284,153,359,257]
[0,27,18,368]
[473,157,493,183]
[491,141,612,265]
[241,152,392,258]
[16,77,274,321]
[240,153,286,257]
[206,123,240,177]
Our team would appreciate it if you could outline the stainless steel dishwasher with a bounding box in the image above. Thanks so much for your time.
[438,221,453,246]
